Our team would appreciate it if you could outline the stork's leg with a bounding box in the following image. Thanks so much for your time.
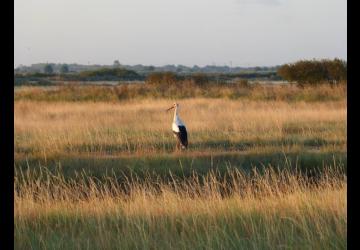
[176,141,180,151]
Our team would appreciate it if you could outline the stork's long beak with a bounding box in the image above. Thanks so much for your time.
[166,106,174,111]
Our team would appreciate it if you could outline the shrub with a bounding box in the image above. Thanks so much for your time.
[43,64,54,74]
[60,64,69,74]
[277,58,347,86]
[146,72,179,85]
[78,68,141,81]
[190,73,209,86]
[238,79,250,88]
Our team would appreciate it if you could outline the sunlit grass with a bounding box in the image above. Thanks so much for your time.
[15,166,346,250]
[14,83,346,102]
[14,88,347,249]
[15,98,346,161]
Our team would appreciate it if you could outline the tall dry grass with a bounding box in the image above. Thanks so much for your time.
[14,86,347,249]
[14,83,347,102]
[15,98,346,160]
[15,166,346,249]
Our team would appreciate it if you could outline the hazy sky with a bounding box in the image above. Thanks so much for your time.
[14,0,346,67]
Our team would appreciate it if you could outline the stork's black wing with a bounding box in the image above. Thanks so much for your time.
[173,125,188,148]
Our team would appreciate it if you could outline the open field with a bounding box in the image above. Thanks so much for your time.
[14,84,347,249]
[15,96,346,176]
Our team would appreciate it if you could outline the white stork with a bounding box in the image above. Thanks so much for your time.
[166,102,188,150]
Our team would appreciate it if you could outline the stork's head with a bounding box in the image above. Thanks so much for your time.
[166,102,179,111]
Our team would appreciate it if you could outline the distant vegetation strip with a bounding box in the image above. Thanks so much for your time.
[14,58,346,86]
[14,83,346,102]
[14,69,279,85]
[15,61,279,75]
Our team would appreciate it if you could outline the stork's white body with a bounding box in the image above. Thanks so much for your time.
[172,107,185,133]
[168,103,188,149]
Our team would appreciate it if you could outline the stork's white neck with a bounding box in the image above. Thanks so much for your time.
[173,107,179,122]
[173,107,184,126]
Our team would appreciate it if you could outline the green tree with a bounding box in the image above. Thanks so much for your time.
[44,64,54,74]
[323,58,347,84]
[113,60,121,67]
[60,64,69,74]
[277,64,295,83]
[277,59,346,86]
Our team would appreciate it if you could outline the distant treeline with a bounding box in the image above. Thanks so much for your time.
[14,68,278,86]
[14,59,347,86]
[145,72,279,86]
[14,62,279,75]
[277,58,346,85]
[70,68,141,81]
[14,68,144,85]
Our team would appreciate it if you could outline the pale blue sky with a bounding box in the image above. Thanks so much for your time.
[14,0,346,67]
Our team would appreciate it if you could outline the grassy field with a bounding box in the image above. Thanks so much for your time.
[14,84,347,249]
[15,166,346,249]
